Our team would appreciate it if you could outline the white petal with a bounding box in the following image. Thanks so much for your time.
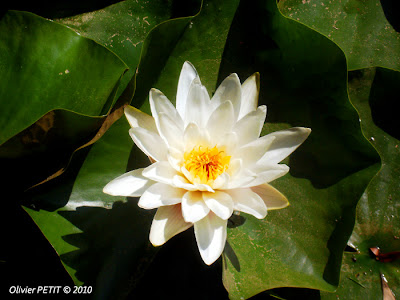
[239,72,259,119]
[227,188,267,219]
[203,191,233,220]
[233,105,266,145]
[167,147,183,172]
[181,191,210,223]
[242,164,289,187]
[183,122,211,151]
[150,88,183,130]
[211,73,242,121]
[211,172,230,190]
[226,159,256,189]
[172,175,198,191]
[251,183,289,210]
[124,105,157,133]
[150,204,193,246]
[206,101,235,143]
[180,167,215,192]
[260,127,311,164]
[103,168,152,197]
[142,161,178,185]
[138,182,185,209]
[158,112,184,150]
[216,132,238,155]
[176,61,198,120]
[129,128,168,162]
[233,135,276,168]
[185,78,211,127]
[194,212,227,265]
[193,183,215,192]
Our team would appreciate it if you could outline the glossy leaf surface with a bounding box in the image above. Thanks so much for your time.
[278,0,400,71]
[0,11,127,145]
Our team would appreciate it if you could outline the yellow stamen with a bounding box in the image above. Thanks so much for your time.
[183,146,230,184]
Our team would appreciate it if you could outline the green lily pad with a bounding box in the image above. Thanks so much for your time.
[0,10,127,145]
[56,0,188,102]
[320,68,400,299]
[278,0,400,71]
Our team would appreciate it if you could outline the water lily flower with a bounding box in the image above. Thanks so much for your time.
[103,62,311,265]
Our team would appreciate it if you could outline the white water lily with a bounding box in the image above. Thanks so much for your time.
[103,61,311,265]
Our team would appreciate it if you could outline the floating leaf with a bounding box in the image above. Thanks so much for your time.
[0,11,127,145]
[278,0,400,71]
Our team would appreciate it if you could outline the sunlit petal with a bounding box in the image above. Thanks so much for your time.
[138,182,185,209]
[158,112,184,150]
[176,61,198,120]
[233,134,276,168]
[184,78,211,127]
[251,183,289,210]
[182,191,210,223]
[260,127,311,164]
[150,88,184,131]
[211,73,242,121]
[103,168,152,197]
[183,122,211,151]
[194,213,227,265]
[242,164,289,187]
[142,161,178,185]
[207,100,235,144]
[129,127,168,162]
[227,188,267,219]
[239,72,259,119]
[233,105,266,145]
[203,191,233,220]
[124,105,157,133]
[150,204,193,246]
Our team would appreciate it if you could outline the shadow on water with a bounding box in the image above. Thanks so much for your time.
[128,228,229,300]
[0,0,122,19]
[59,199,156,299]
[368,68,400,141]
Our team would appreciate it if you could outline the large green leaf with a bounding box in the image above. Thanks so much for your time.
[56,0,186,102]
[0,10,129,190]
[219,1,379,299]
[320,68,400,299]
[0,10,127,145]
[278,0,400,71]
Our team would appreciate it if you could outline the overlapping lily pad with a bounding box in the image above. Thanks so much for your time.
[278,0,400,71]
[0,11,127,145]
[0,10,129,190]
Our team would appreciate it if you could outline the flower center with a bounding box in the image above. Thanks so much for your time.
[183,146,231,184]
